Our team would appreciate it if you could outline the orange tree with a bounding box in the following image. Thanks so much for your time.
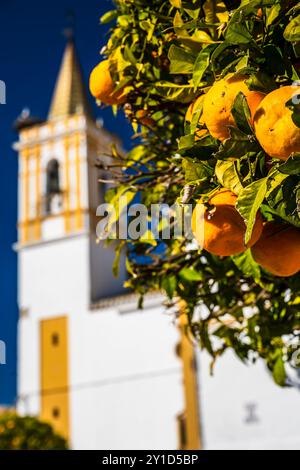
[0,413,68,450]
[91,0,300,385]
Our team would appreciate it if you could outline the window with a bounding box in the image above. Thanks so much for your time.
[47,159,60,195]
[46,159,60,214]
[51,333,59,346]
[52,407,60,419]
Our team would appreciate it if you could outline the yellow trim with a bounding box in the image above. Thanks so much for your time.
[64,135,71,233]
[178,311,202,450]
[75,130,83,230]
[35,144,42,240]
[22,149,30,243]
[18,208,89,228]
[40,316,70,442]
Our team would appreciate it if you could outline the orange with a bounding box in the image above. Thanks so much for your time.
[202,74,265,141]
[251,222,300,277]
[254,85,300,160]
[89,60,126,106]
[192,188,263,256]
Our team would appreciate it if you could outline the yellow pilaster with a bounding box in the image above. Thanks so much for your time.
[178,312,202,450]
[35,144,42,240]
[64,135,71,233]
[40,316,70,442]
[75,131,83,230]
[23,148,30,244]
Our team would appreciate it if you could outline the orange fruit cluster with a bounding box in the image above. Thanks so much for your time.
[192,189,300,277]
[189,74,300,277]
[188,73,300,160]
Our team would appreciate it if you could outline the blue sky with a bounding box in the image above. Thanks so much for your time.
[0,0,132,405]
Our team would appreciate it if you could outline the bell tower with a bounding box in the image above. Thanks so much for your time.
[16,39,99,244]
[15,38,126,297]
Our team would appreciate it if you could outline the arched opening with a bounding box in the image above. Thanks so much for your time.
[46,159,61,214]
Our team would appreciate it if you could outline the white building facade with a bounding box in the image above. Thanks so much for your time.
[15,39,300,450]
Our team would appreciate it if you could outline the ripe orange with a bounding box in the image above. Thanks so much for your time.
[202,74,265,141]
[192,188,263,256]
[89,60,126,106]
[251,222,300,277]
[254,85,300,160]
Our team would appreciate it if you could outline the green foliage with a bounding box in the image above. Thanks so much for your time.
[0,413,68,450]
[94,0,300,386]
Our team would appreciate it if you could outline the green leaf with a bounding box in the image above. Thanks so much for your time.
[272,352,287,387]
[225,22,252,45]
[169,0,182,7]
[215,160,243,195]
[154,81,196,103]
[266,174,300,228]
[284,15,300,43]
[183,158,213,183]
[123,44,137,65]
[106,186,137,233]
[193,44,216,88]
[178,134,195,150]
[140,19,157,41]
[199,322,215,357]
[246,72,277,93]
[100,10,118,24]
[179,135,218,160]
[203,0,229,23]
[168,45,195,74]
[179,267,203,282]
[278,154,300,175]
[174,11,188,37]
[235,54,249,72]
[112,242,124,277]
[265,3,281,28]
[162,275,177,299]
[231,92,253,134]
[215,128,259,160]
[232,249,261,282]
[237,178,268,244]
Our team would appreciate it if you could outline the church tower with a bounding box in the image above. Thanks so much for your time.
[15,39,127,441]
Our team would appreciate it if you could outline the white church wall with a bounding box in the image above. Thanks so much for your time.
[17,315,40,416]
[42,217,65,240]
[69,305,184,450]
[89,238,127,301]
[70,374,182,450]
[19,234,90,317]
[199,350,300,450]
